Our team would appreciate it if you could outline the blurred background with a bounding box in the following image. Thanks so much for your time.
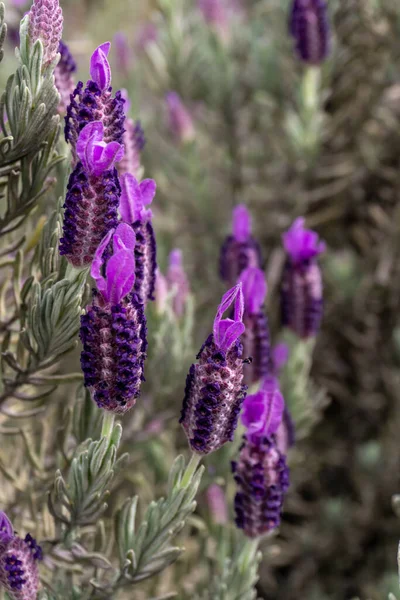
[4,0,400,598]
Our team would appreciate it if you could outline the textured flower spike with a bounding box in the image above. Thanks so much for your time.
[220,205,262,287]
[239,267,271,386]
[0,512,42,600]
[281,217,325,338]
[289,0,330,65]
[28,0,63,65]
[119,173,157,304]
[232,381,289,538]
[118,92,146,180]
[167,249,190,318]
[59,122,124,267]
[166,92,195,144]
[80,227,147,414]
[65,42,125,162]
[55,40,77,113]
[180,284,247,455]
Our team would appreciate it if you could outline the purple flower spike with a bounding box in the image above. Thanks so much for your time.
[281,218,325,338]
[0,515,42,600]
[55,40,77,114]
[220,205,262,287]
[120,173,156,223]
[81,230,147,414]
[289,0,330,65]
[28,0,63,66]
[232,435,289,538]
[167,249,190,318]
[90,42,111,91]
[180,285,247,455]
[166,92,195,144]
[59,123,123,268]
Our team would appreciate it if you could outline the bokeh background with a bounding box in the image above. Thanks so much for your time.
[3,0,400,598]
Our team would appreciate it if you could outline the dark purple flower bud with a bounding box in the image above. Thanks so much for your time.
[0,513,42,600]
[289,0,330,65]
[59,122,124,268]
[165,92,195,144]
[220,205,262,287]
[281,218,325,338]
[239,267,271,386]
[232,434,289,538]
[80,228,147,414]
[119,173,157,304]
[28,0,63,66]
[180,284,247,455]
[65,43,125,162]
[167,249,190,318]
[55,40,76,114]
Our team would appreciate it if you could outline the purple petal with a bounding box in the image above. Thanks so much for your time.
[105,248,136,304]
[120,88,131,114]
[90,42,112,90]
[76,122,104,171]
[0,512,14,544]
[169,249,183,269]
[262,377,285,436]
[272,343,289,373]
[233,204,251,243]
[114,223,136,251]
[139,179,157,206]
[239,267,267,314]
[92,141,124,176]
[213,284,244,351]
[120,173,141,223]
[283,217,326,263]
[91,229,114,297]
[241,391,267,434]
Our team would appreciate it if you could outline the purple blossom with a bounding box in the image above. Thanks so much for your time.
[80,228,147,414]
[289,0,330,65]
[65,42,125,162]
[59,122,124,267]
[241,377,285,439]
[220,205,262,287]
[120,173,156,223]
[55,40,77,113]
[136,22,158,52]
[154,269,168,314]
[118,90,146,180]
[113,32,132,76]
[281,218,325,338]
[198,0,229,39]
[276,406,296,455]
[0,512,42,600]
[28,0,63,66]
[166,249,190,318]
[240,267,267,315]
[206,484,228,525]
[272,343,290,373]
[166,92,195,144]
[180,284,247,454]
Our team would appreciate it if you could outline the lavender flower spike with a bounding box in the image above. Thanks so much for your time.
[198,0,229,41]
[220,205,262,287]
[0,512,42,600]
[59,122,124,267]
[167,249,190,318]
[166,92,195,144]
[289,0,330,65]
[239,267,271,386]
[281,217,325,338]
[80,227,147,414]
[28,0,63,66]
[55,40,77,113]
[119,173,157,304]
[65,42,125,162]
[232,382,289,538]
[180,284,247,455]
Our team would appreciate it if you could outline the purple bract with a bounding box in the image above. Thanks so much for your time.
[289,0,330,65]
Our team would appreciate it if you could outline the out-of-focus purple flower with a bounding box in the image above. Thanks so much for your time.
[220,205,262,287]
[28,0,63,66]
[80,227,147,414]
[59,122,124,267]
[12,0,27,5]
[232,434,289,538]
[167,249,190,318]
[239,267,271,386]
[180,284,247,455]
[206,484,228,525]
[289,0,330,65]
[0,512,42,600]
[272,343,290,373]
[113,32,132,76]
[118,89,146,180]
[154,269,168,314]
[276,406,296,455]
[281,218,325,338]
[198,0,229,40]
[241,376,285,439]
[55,40,76,114]
[65,42,125,163]
[166,92,195,144]
[119,173,157,304]
[136,22,158,52]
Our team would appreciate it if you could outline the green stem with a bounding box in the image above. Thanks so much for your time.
[238,537,259,573]
[180,452,202,489]
[302,66,321,114]
[101,412,115,441]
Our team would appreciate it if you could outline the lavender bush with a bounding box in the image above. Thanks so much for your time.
[0,0,400,598]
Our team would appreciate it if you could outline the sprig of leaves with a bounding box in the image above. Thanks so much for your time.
[0,3,7,64]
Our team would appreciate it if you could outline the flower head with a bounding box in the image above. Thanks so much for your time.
[167,249,190,318]
[120,173,156,224]
[289,0,330,65]
[166,92,195,144]
[28,0,63,65]
[282,217,325,264]
[90,42,111,91]
[55,40,77,113]
[240,267,267,315]
[180,284,247,454]
[113,32,132,76]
